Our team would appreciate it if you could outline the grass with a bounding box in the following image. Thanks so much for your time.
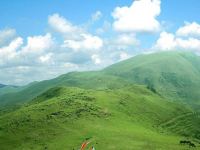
[1,51,200,149]
[103,51,200,104]
[0,86,199,149]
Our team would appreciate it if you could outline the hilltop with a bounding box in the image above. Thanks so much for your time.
[1,51,200,149]
[1,86,199,150]
[1,51,200,107]
[103,51,200,104]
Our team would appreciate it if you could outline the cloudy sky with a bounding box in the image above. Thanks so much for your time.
[0,0,200,85]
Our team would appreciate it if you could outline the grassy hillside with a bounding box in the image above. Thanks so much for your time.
[0,72,130,107]
[1,51,200,149]
[0,86,22,97]
[103,51,200,104]
[1,51,200,107]
[1,86,199,150]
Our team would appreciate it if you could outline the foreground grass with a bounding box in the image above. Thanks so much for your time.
[0,86,199,149]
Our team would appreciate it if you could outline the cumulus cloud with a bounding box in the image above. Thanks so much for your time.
[102,33,140,58]
[39,53,54,64]
[21,33,54,54]
[0,12,137,85]
[154,32,176,51]
[48,13,80,35]
[0,33,55,68]
[112,0,161,33]
[49,13,103,52]
[91,54,101,65]
[0,30,55,69]
[176,22,200,37]
[154,31,200,52]
[62,34,103,51]
[0,13,107,85]
[0,37,23,64]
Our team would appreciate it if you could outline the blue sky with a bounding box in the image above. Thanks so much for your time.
[0,0,130,37]
[1,0,199,37]
[0,0,200,85]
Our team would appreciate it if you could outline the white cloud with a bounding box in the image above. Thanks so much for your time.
[176,22,200,37]
[154,32,176,51]
[176,38,200,50]
[63,34,103,51]
[0,33,55,68]
[112,0,161,33]
[0,14,106,85]
[154,31,200,52]
[91,54,101,64]
[0,12,140,85]
[91,11,102,21]
[48,13,80,34]
[115,34,139,46]
[102,34,139,59]
[49,13,103,52]
[39,53,54,64]
[119,52,131,61]
[0,37,23,62]
[22,33,54,54]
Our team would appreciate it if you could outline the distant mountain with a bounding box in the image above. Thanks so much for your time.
[1,51,200,107]
[0,84,19,98]
[0,84,6,88]
[0,72,130,106]
[103,51,200,105]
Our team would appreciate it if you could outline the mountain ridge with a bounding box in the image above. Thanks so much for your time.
[1,51,200,149]
[103,51,200,104]
[0,84,6,88]
[1,85,199,150]
[1,51,200,107]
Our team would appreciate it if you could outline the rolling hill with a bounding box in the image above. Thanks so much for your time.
[0,72,131,107]
[103,51,200,105]
[0,86,199,150]
[1,51,200,107]
[1,51,200,149]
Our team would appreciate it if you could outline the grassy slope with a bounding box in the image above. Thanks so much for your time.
[1,51,200,149]
[1,86,199,150]
[103,51,200,104]
[0,72,130,107]
[0,86,23,97]
[1,51,200,107]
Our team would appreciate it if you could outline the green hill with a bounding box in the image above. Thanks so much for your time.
[1,86,199,150]
[1,51,200,149]
[1,51,200,107]
[0,86,21,97]
[103,51,200,105]
[0,72,130,107]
